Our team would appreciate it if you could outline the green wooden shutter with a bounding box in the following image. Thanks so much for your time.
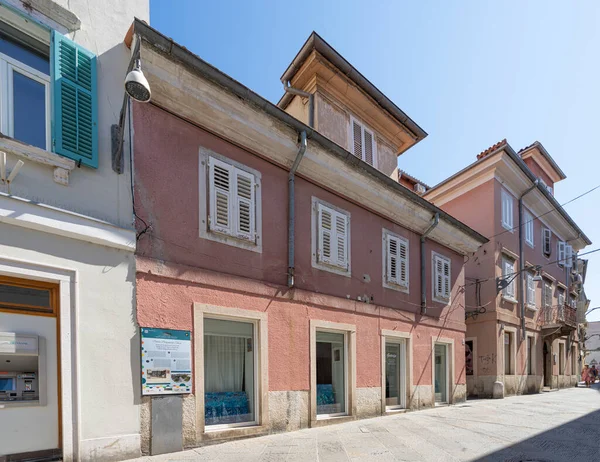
[52,31,98,168]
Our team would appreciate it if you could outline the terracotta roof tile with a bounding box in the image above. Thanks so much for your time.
[476,139,507,160]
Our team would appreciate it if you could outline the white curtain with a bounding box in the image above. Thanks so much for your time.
[204,335,245,392]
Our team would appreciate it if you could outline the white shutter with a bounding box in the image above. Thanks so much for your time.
[557,241,565,266]
[386,234,408,287]
[524,210,534,245]
[527,274,535,306]
[317,204,349,270]
[335,213,348,269]
[434,254,450,300]
[317,204,333,264]
[503,259,514,298]
[352,120,362,159]
[501,190,513,229]
[565,245,573,268]
[543,228,551,255]
[544,283,552,308]
[558,290,565,307]
[443,259,451,299]
[234,168,255,241]
[208,157,233,235]
[434,256,443,299]
[363,128,374,166]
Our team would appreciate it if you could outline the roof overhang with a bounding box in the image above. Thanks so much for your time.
[519,141,566,183]
[128,19,486,256]
[425,144,590,250]
[278,32,427,144]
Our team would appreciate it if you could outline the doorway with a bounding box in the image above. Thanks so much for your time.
[385,340,406,410]
[434,343,448,404]
[0,276,61,458]
[543,341,552,387]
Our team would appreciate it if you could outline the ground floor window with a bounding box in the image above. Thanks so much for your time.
[204,318,256,427]
[465,340,474,376]
[316,331,346,416]
[527,337,533,375]
[571,346,577,375]
[434,343,448,404]
[385,340,406,409]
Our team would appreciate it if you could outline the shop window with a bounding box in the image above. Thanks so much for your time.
[316,331,346,417]
[203,318,256,427]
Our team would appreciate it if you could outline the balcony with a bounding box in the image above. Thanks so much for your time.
[539,304,578,338]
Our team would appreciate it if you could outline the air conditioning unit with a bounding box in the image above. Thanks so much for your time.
[414,183,426,195]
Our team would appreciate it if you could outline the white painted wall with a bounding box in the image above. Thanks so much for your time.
[0,0,149,228]
[0,222,140,461]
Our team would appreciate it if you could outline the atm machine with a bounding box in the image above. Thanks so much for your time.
[0,333,45,404]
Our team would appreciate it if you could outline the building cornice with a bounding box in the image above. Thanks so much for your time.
[0,193,135,251]
[132,20,487,255]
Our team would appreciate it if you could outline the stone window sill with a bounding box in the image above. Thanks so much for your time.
[0,135,75,185]
[502,296,518,305]
[525,305,537,312]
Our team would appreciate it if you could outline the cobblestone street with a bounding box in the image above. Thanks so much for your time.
[129,384,600,462]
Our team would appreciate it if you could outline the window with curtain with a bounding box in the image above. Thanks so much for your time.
[204,318,255,426]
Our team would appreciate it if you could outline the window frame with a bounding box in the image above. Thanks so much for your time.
[501,256,516,301]
[310,319,356,426]
[524,209,534,247]
[203,316,259,431]
[348,115,377,168]
[0,49,51,151]
[557,241,565,268]
[382,229,409,293]
[380,330,411,413]
[432,251,451,304]
[503,329,516,376]
[501,189,514,231]
[199,147,263,253]
[311,196,351,277]
[542,228,552,257]
[193,303,269,439]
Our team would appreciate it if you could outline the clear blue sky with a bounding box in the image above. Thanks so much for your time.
[150,1,600,321]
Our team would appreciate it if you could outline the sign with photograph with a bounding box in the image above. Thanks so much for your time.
[141,327,192,395]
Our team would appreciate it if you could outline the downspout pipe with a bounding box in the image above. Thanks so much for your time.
[283,81,314,128]
[288,130,308,287]
[421,213,440,315]
[519,179,539,341]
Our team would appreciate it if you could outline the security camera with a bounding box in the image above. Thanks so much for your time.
[125,59,151,103]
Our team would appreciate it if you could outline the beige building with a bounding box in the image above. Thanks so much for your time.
[425,140,590,397]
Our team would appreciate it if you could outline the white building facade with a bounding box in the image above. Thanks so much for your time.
[0,1,147,460]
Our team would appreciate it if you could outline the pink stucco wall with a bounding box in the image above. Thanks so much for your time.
[132,101,468,393]
[132,102,465,321]
[523,157,554,190]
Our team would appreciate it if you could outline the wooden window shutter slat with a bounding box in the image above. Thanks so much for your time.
[387,235,398,283]
[234,168,255,242]
[209,157,234,236]
[364,129,374,166]
[318,204,333,264]
[52,31,98,168]
[335,213,348,268]
[352,120,362,159]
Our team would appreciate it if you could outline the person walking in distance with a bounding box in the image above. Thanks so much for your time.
[582,364,591,387]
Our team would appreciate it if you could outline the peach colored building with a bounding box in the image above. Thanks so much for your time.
[127,23,486,453]
[425,140,591,398]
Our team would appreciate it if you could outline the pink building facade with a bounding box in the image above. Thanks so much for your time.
[129,22,486,452]
[425,140,591,398]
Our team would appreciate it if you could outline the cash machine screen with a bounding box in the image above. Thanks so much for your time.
[0,377,15,391]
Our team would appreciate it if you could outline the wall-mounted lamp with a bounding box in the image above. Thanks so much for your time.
[125,59,151,103]
[500,323,505,332]
[0,151,24,192]
[532,265,543,282]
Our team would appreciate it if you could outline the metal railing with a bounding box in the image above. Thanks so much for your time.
[539,304,577,328]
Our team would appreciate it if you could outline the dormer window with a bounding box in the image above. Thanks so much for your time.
[350,116,376,167]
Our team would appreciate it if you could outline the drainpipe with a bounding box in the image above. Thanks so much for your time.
[519,179,539,341]
[282,81,314,128]
[421,213,440,315]
[288,131,308,287]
